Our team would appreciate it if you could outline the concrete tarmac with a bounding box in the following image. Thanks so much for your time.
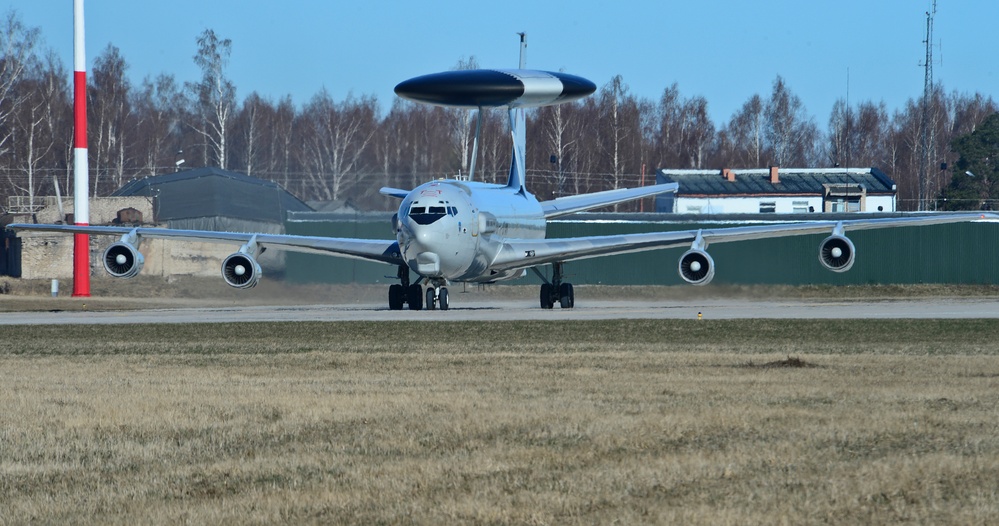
[3,297,999,325]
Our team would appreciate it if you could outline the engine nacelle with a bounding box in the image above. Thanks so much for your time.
[818,234,856,272]
[102,242,144,278]
[221,252,262,289]
[678,249,715,286]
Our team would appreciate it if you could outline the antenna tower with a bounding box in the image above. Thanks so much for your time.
[917,0,937,210]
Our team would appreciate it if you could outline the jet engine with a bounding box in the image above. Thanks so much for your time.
[102,242,144,278]
[221,252,262,289]
[678,249,715,286]
[818,234,855,272]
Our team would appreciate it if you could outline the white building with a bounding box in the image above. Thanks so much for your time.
[655,167,897,214]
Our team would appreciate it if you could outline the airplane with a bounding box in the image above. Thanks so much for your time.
[8,36,999,311]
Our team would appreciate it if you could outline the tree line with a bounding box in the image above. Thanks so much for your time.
[1,11,996,215]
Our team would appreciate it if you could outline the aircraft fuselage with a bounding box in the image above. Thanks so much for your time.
[396,180,545,283]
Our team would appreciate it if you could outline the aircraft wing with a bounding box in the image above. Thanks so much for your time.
[379,187,410,199]
[488,212,999,271]
[6,224,404,265]
[539,183,678,219]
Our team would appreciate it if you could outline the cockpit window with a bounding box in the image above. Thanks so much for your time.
[409,204,447,225]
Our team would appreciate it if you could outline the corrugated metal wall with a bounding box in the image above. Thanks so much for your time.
[285,217,999,285]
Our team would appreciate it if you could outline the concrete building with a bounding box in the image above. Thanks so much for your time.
[655,167,897,214]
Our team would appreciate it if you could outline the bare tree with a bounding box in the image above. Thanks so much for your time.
[132,74,184,176]
[295,90,377,201]
[764,76,818,166]
[0,10,40,159]
[950,92,998,138]
[681,96,714,168]
[447,56,479,177]
[90,44,131,193]
[269,96,297,188]
[721,94,765,167]
[475,108,509,184]
[231,92,268,176]
[6,51,66,211]
[533,100,580,197]
[187,29,235,169]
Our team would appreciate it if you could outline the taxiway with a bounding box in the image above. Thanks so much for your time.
[2,297,999,325]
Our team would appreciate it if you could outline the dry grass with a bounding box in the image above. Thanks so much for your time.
[2,320,999,524]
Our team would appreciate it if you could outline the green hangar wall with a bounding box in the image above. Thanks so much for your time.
[284,214,999,286]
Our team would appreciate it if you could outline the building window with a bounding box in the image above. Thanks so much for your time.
[792,200,809,213]
[829,197,862,213]
[759,201,776,213]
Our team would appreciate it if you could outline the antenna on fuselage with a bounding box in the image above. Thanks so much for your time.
[468,107,482,182]
[518,32,527,69]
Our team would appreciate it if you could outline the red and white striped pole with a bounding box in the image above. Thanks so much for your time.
[72,0,90,297]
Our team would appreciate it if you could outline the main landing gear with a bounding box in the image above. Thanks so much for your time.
[389,264,423,311]
[388,265,449,311]
[534,261,574,309]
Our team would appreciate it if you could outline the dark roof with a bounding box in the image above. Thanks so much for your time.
[656,168,896,196]
[113,167,312,222]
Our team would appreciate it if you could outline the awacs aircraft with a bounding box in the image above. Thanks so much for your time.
[7,38,998,310]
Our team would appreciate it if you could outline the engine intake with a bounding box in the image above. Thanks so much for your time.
[678,249,715,286]
[102,242,144,278]
[818,235,855,272]
[222,252,262,289]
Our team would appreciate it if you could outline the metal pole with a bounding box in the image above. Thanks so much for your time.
[72,0,91,297]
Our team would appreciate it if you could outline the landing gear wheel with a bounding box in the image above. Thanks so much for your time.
[388,284,404,310]
[426,287,436,310]
[559,282,575,309]
[439,287,449,311]
[407,284,423,311]
[540,283,554,309]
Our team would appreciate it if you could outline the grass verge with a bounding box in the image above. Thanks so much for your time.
[2,320,999,524]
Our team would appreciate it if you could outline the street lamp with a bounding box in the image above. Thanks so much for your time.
[965,171,991,210]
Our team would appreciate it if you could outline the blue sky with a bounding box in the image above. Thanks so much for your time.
[10,0,997,126]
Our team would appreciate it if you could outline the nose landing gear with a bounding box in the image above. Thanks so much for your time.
[425,278,449,311]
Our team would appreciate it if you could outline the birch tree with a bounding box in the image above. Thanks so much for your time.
[90,44,131,193]
[187,29,235,169]
[296,90,377,201]
[764,76,818,166]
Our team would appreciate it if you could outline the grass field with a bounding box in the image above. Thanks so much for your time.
[2,320,999,524]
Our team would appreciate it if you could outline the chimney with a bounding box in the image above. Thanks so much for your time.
[722,168,735,182]
[769,165,780,184]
